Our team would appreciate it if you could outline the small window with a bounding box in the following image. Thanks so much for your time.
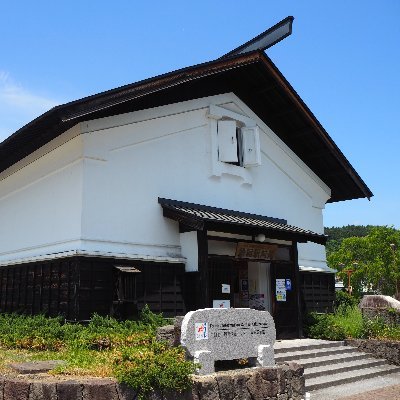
[217,120,260,167]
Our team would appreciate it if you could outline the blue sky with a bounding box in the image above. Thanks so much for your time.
[1,1,399,228]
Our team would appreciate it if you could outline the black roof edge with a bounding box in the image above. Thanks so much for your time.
[0,48,372,204]
[221,16,294,58]
[60,53,260,123]
[158,197,287,225]
[257,52,373,201]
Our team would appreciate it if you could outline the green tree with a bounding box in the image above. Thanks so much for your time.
[324,225,373,254]
[327,226,400,299]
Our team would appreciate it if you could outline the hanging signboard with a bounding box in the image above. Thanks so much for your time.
[235,242,278,260]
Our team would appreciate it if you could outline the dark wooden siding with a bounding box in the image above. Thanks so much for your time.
[0,259,79,319]
[300,271,335,314]
[0,257,187,320]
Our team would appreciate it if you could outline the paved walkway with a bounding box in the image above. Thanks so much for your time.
[340,384,400,400]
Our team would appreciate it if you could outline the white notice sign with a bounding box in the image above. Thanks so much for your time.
[222,284,231,294]
[213,300,230,309]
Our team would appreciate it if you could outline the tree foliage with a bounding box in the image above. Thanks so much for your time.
[324,225,374,253]
[327,226,400,298]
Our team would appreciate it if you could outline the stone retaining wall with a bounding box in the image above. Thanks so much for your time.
[345,339,400,366]
[0,362,305,400]
[361,308,400,326]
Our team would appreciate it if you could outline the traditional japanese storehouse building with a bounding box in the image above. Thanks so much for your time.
[0,18,372,337]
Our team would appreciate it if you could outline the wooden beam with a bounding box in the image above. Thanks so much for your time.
[292,242,303,338]
[197,229,209,309]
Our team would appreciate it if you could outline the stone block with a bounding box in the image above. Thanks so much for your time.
[231,371,252,400]
[28,382,57,400]
[9,360,66,374]
[174,316,184,347]
[291,377,305,396]
[256,344,274,367]
[0,378,4,400]
[215,373,234,400]
[116,383,138,400]
[286,362,304,377]
[181,308,275,375]
[82,379,118,400]
[156,325,175,347]
[3,379,30,400]
[246,371,270,400]
[195,350,214,375]
[261,367,278,381]
[193,376,219,400]
[277,394,288,400]
[56,380,82,400]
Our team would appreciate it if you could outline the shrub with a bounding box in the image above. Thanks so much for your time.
[139,305,169,328]
[113,341,196,400]
[335,291,359,311]
[304,312,346,340]
[361,316,400,340]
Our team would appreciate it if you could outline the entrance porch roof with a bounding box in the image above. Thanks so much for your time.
[158,198,327,245]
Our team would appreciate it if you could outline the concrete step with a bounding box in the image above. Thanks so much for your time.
[274,339,344,354]
[311,373,400,400]
[274,345,356,362]
[304,357,389,379]
[275,339,400,396]
[277,350,373,368]
[306,363,400,391]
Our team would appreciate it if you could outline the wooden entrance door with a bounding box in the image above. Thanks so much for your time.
[208,257,242,307]
[270,262,299,338]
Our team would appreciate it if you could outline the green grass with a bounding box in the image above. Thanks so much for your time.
[0,307,195,399]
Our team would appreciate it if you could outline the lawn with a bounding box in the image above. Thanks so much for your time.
[0,308,196,399]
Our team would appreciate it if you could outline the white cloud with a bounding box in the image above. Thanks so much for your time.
[0,71,59,143]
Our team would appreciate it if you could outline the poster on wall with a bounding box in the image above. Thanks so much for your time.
[276,289,287,302]
[213,300,230,309]
[249,294,265,310]
[285,279,292,291]
[276,279,287,302]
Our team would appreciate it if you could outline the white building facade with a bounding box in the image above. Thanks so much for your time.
[0,45,371,337]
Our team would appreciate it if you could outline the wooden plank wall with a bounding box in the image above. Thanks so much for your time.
[300,271,335,313]
[0,257,188,320]
[0,259,79,319]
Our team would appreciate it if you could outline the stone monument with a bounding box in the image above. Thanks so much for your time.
[180,308,276,375]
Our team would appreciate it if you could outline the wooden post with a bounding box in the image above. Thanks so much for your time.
[197,229,209,309]
[292,242,303,338]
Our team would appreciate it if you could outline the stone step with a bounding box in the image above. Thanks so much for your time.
[274,340,344,354]
[304,357,389,379]
[306,364,400,391]
[274,345,355,362]
[277,350,372,368]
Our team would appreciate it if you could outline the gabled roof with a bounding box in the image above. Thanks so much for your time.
[0,51,372,202]
[159,198,327,245]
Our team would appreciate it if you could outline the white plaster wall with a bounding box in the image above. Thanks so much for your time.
[0,93,330,270]
[0,129,84,264]
[80,93,330,270]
